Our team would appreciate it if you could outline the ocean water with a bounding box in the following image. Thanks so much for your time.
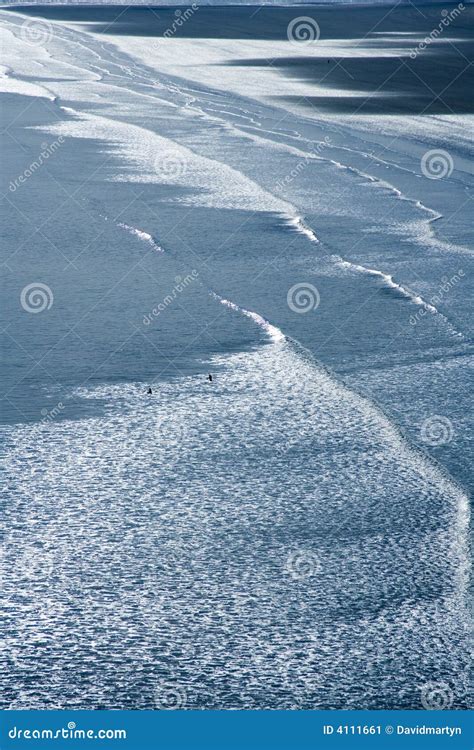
[0,4,472,710]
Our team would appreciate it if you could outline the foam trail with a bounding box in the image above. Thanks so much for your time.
[285,216,319,243]
[211,292,286,343]
[336,257,438,312]
[116,222,164,253]
[335,256,464,338]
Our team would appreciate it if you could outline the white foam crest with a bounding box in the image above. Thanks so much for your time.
[116,222,164,253]
[285,216,319,243]
[211,292,286,343]
[337,257,438,313]
[335,257,464,338]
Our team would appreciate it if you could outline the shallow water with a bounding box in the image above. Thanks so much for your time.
[2,336,471,709]
[0,4,472,710]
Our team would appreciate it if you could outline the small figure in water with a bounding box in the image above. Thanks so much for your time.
[147,387,152,394]
[208,374,213,382]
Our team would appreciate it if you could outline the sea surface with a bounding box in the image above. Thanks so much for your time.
[0,3,472,709]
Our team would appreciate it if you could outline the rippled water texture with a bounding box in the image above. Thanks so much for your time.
[0,3,472,710]
[2,338,471,708]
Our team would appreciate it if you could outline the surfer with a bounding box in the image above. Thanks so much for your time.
[147,387,152,394]
[208,374,213,382]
